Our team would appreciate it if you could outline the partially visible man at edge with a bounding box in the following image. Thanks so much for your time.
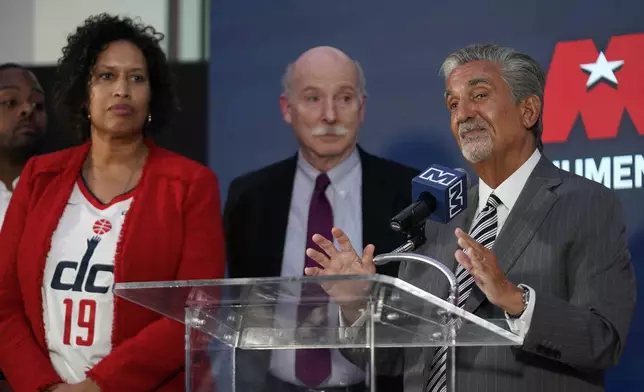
[0,63,47,392]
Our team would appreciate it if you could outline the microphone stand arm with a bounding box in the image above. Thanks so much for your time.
[373,225,459,392]
[390,224,427,254]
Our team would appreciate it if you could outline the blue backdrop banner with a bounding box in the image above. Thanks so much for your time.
[208,1,643,390]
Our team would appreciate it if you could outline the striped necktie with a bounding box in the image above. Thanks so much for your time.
[426,194,502,392]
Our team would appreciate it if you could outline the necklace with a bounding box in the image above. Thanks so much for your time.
[83,145,147,200]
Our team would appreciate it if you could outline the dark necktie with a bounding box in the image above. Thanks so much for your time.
[426,194,502,392]
[295,173,333,387]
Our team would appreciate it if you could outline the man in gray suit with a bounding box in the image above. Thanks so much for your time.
[303,44,636,391]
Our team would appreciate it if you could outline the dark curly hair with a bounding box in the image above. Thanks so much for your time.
[53,14,179,141]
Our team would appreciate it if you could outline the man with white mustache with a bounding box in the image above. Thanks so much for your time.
[223,46,418,392]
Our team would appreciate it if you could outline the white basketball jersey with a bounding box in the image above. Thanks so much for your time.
[42,178,134,383]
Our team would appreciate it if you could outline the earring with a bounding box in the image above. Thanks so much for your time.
[87,113,91,120]
[147,113,152,123]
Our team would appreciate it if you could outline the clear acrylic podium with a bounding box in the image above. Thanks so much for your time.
[113,254,524,392]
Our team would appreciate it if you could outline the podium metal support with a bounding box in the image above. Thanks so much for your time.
[373,252,458,392]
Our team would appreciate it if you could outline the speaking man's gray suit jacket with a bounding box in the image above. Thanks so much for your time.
[366,156,636,392]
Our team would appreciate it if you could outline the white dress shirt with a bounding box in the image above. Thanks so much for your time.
[0,177,19,230]
[476,148,541,336]
[269,148,365,386]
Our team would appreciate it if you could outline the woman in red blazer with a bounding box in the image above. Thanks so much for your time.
[0,14,225,392]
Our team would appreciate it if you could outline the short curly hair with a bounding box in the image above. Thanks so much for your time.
[54,13,179,141]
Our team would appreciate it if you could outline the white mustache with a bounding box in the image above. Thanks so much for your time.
[458,119,489,138]
[312,125,349,136]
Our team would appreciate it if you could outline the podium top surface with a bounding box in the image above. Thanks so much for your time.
[113,274,523,349]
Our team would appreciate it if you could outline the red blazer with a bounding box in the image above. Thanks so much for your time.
[0,140,226,392]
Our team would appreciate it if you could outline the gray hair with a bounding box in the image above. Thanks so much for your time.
[440,44,546,151]
[281,60,368,103]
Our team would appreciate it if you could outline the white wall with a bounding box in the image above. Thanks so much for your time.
[179,0,204,61]
[33,0,169,64]
[0,0,35,64]
[0,0,206,65]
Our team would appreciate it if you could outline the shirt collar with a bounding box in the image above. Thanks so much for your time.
[296,148,360,190]
[478,149,542,212]
[0,176,19,193]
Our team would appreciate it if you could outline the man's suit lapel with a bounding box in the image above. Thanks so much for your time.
[417,188,478,298]
[463,157,562,313]
[360,148,382,250]
[266,155,297,277]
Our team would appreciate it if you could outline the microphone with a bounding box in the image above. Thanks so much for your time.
[454,167,472,188]
[390,165,468,233]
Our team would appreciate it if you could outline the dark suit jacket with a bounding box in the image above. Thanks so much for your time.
[367,156,636,392]
[223,146,419,390]
[224,147,419,279]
